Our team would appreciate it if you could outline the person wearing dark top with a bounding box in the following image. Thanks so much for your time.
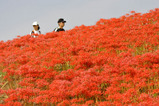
[54,18,66,32]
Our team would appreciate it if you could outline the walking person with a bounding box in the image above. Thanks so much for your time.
[54,18,66,32]
[30,21,41,38]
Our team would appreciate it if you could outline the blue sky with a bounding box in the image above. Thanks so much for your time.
[0,0,159,41]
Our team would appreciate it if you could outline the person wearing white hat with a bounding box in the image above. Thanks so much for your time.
[30,21,41,38]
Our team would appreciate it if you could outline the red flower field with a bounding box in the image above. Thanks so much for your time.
[0,8,159,106]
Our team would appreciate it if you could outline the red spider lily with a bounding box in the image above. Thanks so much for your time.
[0,8,159,105]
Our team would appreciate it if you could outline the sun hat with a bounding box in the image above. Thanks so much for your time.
[32,21,39,26]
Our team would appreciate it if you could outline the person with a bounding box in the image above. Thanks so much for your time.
[30,21,41,38]
[54,18,66,32]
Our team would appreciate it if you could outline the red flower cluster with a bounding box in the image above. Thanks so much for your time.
[0,8,159,106]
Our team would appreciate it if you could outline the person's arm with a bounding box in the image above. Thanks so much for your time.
[30,31,36,38]
[30,30,34,35]
[30,31,32,35]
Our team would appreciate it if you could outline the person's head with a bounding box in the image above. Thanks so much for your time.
[32,21,40,31]
[58,18,66,28]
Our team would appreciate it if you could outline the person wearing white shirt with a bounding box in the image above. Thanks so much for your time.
[30,21,41,38]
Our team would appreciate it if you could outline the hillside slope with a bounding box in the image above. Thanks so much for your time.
[0,9,159,105]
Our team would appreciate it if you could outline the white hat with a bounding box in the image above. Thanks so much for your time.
[32,21,39,25]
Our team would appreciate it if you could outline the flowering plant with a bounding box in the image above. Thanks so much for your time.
[0,8,159,106]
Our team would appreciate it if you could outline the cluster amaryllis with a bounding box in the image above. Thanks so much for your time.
[0,8,159,106]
